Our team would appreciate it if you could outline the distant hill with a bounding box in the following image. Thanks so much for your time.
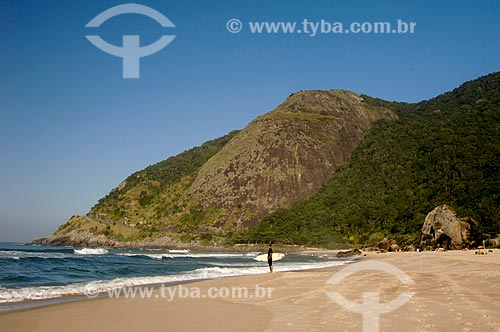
[35,72,500,248]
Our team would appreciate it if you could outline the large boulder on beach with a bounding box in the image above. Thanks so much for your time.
[378,238,399,252]
[420,205,475,250]
[336,249,362,258]
[486,235,500,247]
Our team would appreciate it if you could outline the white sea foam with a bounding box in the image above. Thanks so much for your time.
[168,249,190,254]
[74,248,109,255]
[117,253,174,260]
[0,250,70,260]
[0,259,350,304]
[178,253,246,258]
[116,252,247,259]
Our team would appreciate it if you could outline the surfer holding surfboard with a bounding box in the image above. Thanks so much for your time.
[267,243,273,273]
[254,244,285,272]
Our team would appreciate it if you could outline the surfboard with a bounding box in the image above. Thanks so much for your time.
[254,253,286,262]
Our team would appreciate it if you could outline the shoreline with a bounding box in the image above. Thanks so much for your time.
[0,277,214,314]
[0,250,356,313]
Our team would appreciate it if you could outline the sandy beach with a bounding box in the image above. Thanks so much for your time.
[1,250,499,332]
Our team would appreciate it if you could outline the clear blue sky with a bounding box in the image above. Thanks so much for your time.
[1,0,499,242]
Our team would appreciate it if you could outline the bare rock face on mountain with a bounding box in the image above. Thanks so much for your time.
[32,230,115,247]
[420,205,476,250]
[189,90,397,228]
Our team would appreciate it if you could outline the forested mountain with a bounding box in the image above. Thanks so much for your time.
[37,72,500,248]
[242,72,500,247]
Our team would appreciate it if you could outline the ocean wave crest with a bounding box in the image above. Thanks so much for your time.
[116,252,247,260]
[0,250,71,260]
[74,248,109,255]
[117,253,173,260]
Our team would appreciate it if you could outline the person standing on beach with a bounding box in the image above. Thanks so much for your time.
[268,243,273,273]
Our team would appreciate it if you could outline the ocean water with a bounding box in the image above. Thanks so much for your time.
[0,242,352,308]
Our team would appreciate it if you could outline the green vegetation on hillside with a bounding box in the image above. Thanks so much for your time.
[82,131,239,240]
[239,72,500,247]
